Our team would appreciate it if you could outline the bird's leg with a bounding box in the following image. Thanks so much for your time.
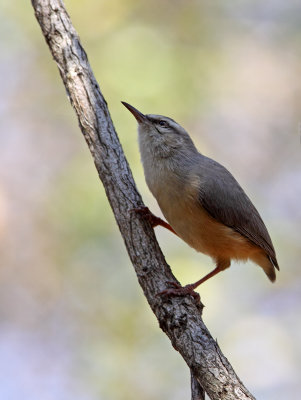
[131,206,177,235]
[158,266,224,303]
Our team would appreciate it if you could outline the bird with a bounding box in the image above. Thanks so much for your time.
[122,101,279,299]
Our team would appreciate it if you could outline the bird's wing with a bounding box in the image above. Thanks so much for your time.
[197,157,279,269]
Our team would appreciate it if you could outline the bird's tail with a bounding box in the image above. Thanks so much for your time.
[251,253,278,282]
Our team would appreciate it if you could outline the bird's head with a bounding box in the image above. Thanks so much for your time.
[122,102,196,159]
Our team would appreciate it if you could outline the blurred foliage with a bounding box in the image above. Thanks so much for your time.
[0,0,300,399]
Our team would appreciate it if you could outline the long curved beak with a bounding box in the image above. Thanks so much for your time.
[121,102,147,123]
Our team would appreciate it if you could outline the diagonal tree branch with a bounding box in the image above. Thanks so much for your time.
[31,1,256,399]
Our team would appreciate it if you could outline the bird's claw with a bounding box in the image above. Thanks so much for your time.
[130,206,151,217]
[165,281,182,289]
[130,205,149,214]
[157,281,201,303]
[130,206,161,228]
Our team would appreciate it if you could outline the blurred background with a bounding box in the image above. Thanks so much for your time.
[0,0,300,399]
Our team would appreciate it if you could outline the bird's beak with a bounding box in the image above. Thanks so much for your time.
[121,102,147,123]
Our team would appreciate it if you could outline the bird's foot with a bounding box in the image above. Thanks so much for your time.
[158,281,201,303]
[131,206,176,234]
[131,206,161,228]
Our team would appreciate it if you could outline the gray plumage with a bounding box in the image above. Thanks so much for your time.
[122,102,279,284]
[197,155,279,270]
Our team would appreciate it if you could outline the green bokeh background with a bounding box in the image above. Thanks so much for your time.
[0,1,300,399]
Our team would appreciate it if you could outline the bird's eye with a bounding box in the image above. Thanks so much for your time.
[158,120,168,127]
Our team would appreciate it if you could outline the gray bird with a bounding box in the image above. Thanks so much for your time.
[122,102,279,298]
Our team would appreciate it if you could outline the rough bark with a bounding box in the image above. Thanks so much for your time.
[31,1,256,399]
[191,370,206,400]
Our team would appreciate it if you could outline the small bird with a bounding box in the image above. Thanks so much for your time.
[122,102,279,299]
